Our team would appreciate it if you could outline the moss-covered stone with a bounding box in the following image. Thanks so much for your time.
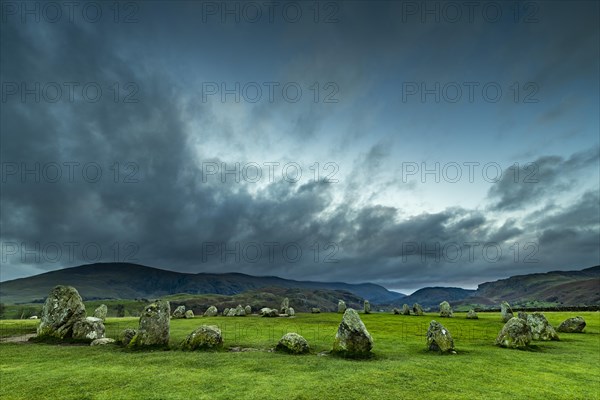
[181,325,223,351]
[557,316,586,333]
[121,329,137,346]
[276,332,310,354]
[72,317,105,341]
[401,304,411,315]
[495,317,532,349]
[37,285,87,339]
[287,307,295,317]
[426,320,455,353]
[172,305,186,319]
[204,306,218,317]
[363,300,371,314]
[412,303,424,316]
[244,305,252,315]
[466,309,478,319]
[184,310,194,319]
[332,308,373,358]
[500,301,514,323]
[93,304,107,321]
[280,298,289,314]
[128,300,170,348]
[527,313,559,341]
[338,300,347,313]
[439,301,453,317]
[311,308,321,313]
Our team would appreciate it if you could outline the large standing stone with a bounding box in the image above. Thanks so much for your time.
[466,309,478,319]
[172,305,186,319]
[364,300,371,314]
[73,317,105,341]
[181,325,223,350]
[439,301,453,318]
[500,301,514,323]
[402,304,411,315]
[280,298,289,314]
[332,308,373,357]
[128,300,170,348]
[287,307,295,317]
[245,305,252,315]
[557,316,586,333]
[392,308,400,315]
[204,306,218,317]
[276,333,310,354]
[184,310,194,319]
[527,313,559,341]
[222,308,230,316]
[93,304,108,321]
[413,303,424,316]
[37,285,87,339]
[426,320,455,353]
[495,317,532,349]
[338,300,347,313]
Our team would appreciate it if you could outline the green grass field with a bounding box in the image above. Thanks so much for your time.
[1,312,599,399]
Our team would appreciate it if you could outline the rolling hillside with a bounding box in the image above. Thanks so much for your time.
[0,263,405,304]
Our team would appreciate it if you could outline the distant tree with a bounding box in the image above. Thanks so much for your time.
[116,304,125,318]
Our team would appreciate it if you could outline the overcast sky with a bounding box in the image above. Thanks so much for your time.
[1,1,598,293]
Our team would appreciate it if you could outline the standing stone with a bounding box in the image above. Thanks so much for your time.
[527,313,559,341]
[466,309,478,319]
[557,316,586,333]
[93,304,108,321]
[392,308,401,315]
[233,305,246,316]
[181,325,223,350]
[280,298,290,314]
[338,300,347,313]
[426,320,455,353]
[37,285,87,339]
[128,300,170,348]
[332,308,373,357]
[402,304,411,315]
[287,307,295,317]
[121,329,137,346]
[500,301,514,323]
[439,301,453,318]
[204,306,218,317]
[244,305,252,315]
[172,305,186,319]
[413,303,424,316]
[276,333,310,354]
[518,311,528,320]
[495,317,532,349]
[364,300,371,314]
[222,308,230,316]
[73,317,105,341]
[311,308,321,314]
[184,310,194,319]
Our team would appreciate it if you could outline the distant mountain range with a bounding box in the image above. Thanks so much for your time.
[1,263,598,308]
[389,266,600,308]
[0,263,405,304]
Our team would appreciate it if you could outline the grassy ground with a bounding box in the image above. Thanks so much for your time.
[1,312,599,399]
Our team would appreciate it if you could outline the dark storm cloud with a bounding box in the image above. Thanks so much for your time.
[1,1,598,291]
[487,148,599,211]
